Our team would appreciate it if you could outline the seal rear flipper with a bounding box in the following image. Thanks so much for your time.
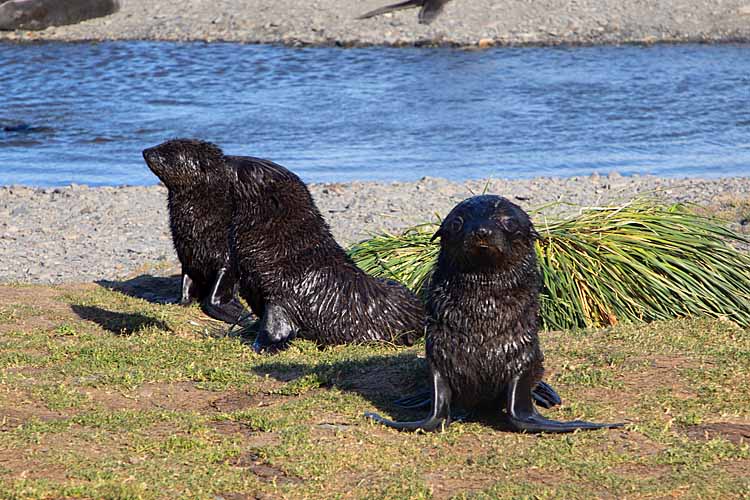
[393,390,432,409]
[532,380,562,409]
[506,372,624,434]
[253,302,297,354]
[202,299,246,325]
[201,267,246,324]
[366,368,452,432]
[357,0,423,20]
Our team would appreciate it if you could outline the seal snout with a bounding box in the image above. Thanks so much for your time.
[465,221,504,253]
[142,146,159,165]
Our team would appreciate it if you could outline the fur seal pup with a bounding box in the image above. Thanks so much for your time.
[367,195,623,432]
[142,139,244,324]
[224,147,425,352]
[358,0,451,24]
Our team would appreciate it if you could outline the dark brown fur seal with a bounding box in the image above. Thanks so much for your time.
[358,0,451,24]
[224,146,425,352]
[367,195,623,432]
[142,139,244,324]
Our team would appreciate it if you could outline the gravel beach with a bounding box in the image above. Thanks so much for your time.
[1,0,750,46]
[1,175,748,285]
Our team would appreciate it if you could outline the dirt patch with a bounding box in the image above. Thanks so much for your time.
[613,462,673,480]
[83,381,221,412]
[214,493,275,500]
[719,458,750,478]
[424,472,496,500]
[0,391,71,430]
[0,284,92,335]
[0,453,69,482]
[684,423,750,445]
[608,430,665,458]
[81,383,287,415]
[614,355,700,400]
[0,288,65,334]
[209,391,286,413]
[210,422,281,446]
[228,451,303,486]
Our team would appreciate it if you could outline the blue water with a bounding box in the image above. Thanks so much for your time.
[1,41,749,186]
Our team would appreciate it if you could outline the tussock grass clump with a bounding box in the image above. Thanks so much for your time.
[348,202,750,330]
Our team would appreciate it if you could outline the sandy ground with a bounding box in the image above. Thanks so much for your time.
[1,175,748,285]
[2,0,750,46]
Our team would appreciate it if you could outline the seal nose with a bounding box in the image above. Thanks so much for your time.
[475,226,491,239]
[142,147,155,162]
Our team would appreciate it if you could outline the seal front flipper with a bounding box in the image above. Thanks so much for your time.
[506,371,623,434]
[201,267,246,324]
[366,368,452,432]
[180,272,198,305]
[253,302,297,354]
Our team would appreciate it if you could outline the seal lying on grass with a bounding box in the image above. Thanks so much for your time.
[367,195,623,432]
[142,139,244,324]
[225,146,426,352]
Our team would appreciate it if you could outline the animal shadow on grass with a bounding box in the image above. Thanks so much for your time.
[253,351,554,430]
[71,304,170,335]
[96,274,181,304]
[252,350,430,418]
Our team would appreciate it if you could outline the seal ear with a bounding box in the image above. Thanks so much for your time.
[430,228,442,242]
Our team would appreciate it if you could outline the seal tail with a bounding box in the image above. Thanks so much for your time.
[357,0,424,20]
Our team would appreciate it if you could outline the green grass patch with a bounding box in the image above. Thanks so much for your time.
[0,283,748,499]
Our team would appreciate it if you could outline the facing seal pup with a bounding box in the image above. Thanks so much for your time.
[367,195,624,433]
[142,139,244,324]
[221,143,425,351]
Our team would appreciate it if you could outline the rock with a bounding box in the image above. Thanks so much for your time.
[0,0,120,31]
[477,37,494,48]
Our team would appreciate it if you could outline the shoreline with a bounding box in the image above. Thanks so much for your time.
[1,175,748,286]
[1,0,750,47]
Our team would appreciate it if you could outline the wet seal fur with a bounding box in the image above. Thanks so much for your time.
[225,146,425,352]
[142,139,244,324]
[367,195,624,433]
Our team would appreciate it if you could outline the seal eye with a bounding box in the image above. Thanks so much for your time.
[500,217,518,234]
[449,216,463,233]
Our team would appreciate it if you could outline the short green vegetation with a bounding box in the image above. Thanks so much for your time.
[0,283,748,499]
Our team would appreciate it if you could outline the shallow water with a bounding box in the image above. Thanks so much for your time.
[1,41,749,186]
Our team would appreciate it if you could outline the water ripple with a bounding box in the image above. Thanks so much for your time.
[0,41,749,186]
